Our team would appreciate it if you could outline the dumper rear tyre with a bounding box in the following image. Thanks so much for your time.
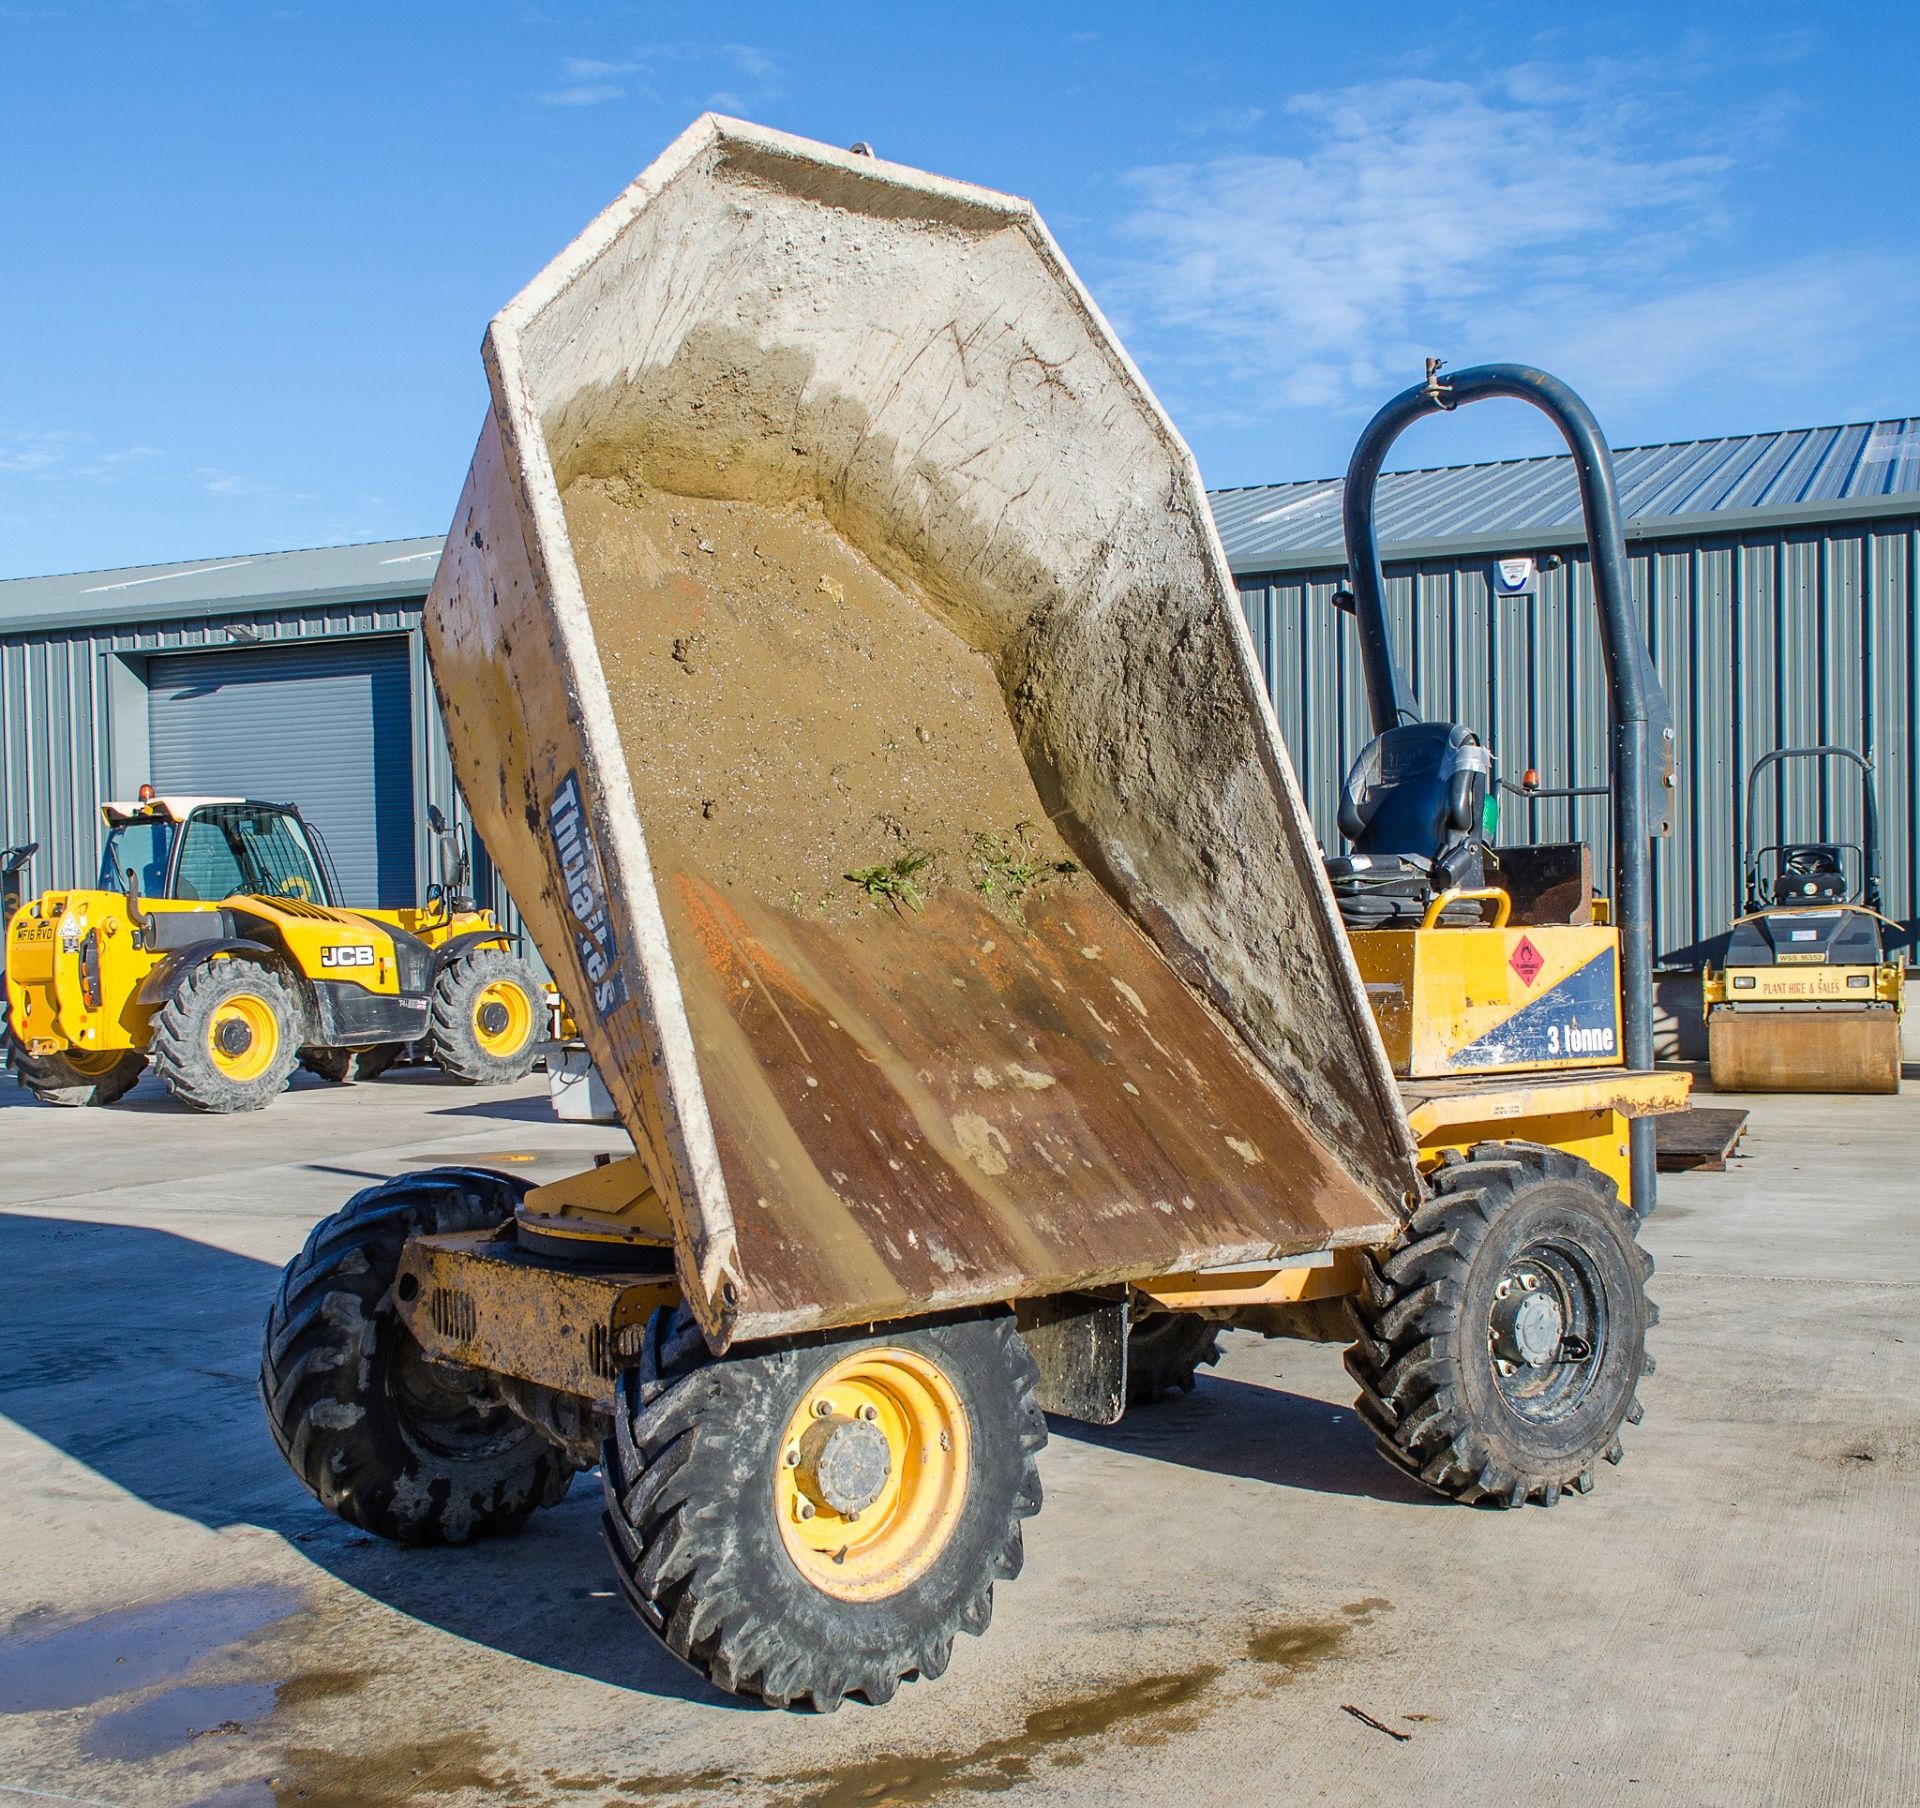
[259,1167,577,1544]
[601,1308,1047,1711]
[1125,1311,1223,1405]
[150,956,302,1112]
[427,948,542,1085]
[8,1038,147,1107]
[1344,1144,1655,1508]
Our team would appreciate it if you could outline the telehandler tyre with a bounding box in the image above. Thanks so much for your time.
[1345,1143,1655,1508]
[1125,1310,1223,1405]
[601,1307,1046,1711]
[427,947,542,1085]
[150,956,302,1112]
[7,1038,147,1107]
[259,1167,577,1544]
[298,1042,404,1084]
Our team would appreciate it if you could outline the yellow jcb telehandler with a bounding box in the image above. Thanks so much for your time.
[258,120,1687,1712]
[4,791,543,1110]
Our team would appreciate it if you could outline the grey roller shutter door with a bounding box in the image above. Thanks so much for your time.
[146,639,415,905]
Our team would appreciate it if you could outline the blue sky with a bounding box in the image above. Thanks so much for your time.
[3,1,1917,578]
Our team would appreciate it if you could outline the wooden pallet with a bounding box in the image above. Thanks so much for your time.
[1655,1107,1750,1173]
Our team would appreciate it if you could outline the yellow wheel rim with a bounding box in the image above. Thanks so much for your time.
[207,993,279,1082]
[472,979,533,1057]
[773,1346,971,1602]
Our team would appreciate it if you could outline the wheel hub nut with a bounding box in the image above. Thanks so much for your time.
[215,1018,254,1056]
[478,1001,510,1036]
[1491,1284,1566,1368]
[793,1413,891,1517]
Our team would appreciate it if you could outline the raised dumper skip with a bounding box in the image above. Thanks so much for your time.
[259,117,1686,1710]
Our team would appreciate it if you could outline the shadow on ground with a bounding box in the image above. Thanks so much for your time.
[0,1211,1430,1715]
[1053,1370,1437,1507]
[0,1211,737,1709]
[0,1061,563,1117]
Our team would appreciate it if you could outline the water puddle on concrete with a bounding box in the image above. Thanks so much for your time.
[0,1585,303,1715]
[80,1678,279,1761]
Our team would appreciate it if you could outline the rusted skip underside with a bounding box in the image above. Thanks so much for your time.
[662,864,1396,1338]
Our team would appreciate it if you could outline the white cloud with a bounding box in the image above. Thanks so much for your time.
[1105,63,1913,431]
[72,446,163,481]
[1497,257,1920,408]
[0,428,83,474]
[1184,106,1266,137]
[194,467,319,503]
[564,56,641,78]
[0,431,163,481]
[720,43,778,82]
[539,41,781,112]
[538,82,626,108]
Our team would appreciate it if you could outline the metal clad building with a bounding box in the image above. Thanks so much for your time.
[1217,419,1920,962]
[5,414,1916,972]
[0,540,517,930]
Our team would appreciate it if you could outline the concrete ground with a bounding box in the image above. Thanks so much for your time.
[0,1059,1914,1808]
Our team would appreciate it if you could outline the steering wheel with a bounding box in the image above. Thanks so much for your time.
[1782,848,1840,877]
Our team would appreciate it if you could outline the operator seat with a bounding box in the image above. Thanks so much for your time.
[1773,845,1848,906]
[1324,721,1494,929]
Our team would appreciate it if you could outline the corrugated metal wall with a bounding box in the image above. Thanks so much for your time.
[9,521,1913,978]
[0,601,528,951]
[1238,513,1920,963]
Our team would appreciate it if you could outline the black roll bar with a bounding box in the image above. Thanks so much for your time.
[1741,745,1881,914]
[1341,362,1676,1217]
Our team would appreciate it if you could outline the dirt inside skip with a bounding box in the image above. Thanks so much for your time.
[563,476,1076,919]
[557,475,1388,1326]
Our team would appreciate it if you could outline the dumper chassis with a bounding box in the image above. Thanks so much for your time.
[260,121,1687,1711]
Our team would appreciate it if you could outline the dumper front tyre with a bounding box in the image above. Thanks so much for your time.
[259,1167,577,1544]
[427,947,542,1084]
[8,1038,147,1107]
[150,956,302,1111]
[1344,1144,1654,1508]
[601,1308,1047,1711]
[1125,1310,1223,1405]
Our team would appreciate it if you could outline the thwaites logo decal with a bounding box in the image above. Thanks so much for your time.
[318,944,376,969]
[1451,946,1619,1070]
[549,772,629,1018]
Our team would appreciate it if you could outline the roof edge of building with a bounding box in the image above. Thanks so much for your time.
[6,574,441,640]
[1225,488,1920,578]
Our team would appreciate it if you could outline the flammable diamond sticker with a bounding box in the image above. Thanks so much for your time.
[1509,936,1546,987]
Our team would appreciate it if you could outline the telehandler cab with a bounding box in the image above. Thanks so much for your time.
[4,791,543,1110]
[260,119,1686,1712]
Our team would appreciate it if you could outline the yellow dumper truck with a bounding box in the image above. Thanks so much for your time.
[260,119,1686,1710]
